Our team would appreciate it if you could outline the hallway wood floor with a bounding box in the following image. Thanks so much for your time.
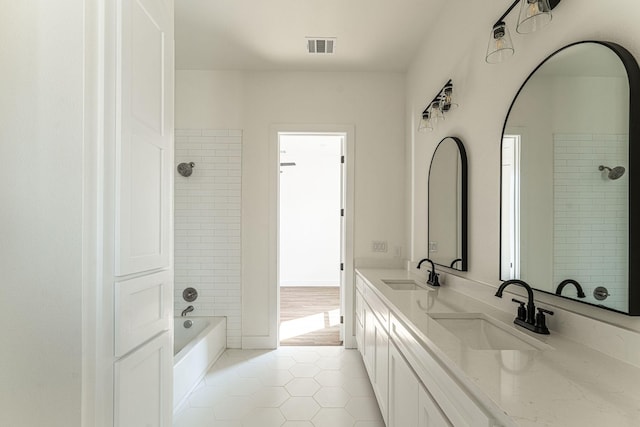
[280,286,342,346]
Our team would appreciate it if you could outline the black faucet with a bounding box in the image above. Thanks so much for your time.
[555,279,586,298]
[417,258,440,286]
[495,279,553,334]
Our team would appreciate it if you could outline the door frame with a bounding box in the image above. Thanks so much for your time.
[269,124,356,348]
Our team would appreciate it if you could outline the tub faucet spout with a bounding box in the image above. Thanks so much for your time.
[181,305,194,317]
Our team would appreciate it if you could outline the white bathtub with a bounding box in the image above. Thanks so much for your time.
[173,316,226,413]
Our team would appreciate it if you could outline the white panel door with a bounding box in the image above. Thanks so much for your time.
[114,331,173,427]
[389,342,419,427]
[116,0,174,276]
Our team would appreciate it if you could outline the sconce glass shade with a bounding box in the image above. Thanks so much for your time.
[417,112,433,132]
[439,84,458,112]
[516,0,552,34]
[486,22,514,64]
[429,100,445,124]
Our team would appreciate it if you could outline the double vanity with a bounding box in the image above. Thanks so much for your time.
[355,267,640,426]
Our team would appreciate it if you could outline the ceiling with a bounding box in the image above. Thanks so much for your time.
[175,0,447,72]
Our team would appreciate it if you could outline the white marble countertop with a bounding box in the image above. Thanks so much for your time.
[356,268,640,427]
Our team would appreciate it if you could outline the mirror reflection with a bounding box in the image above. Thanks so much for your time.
[429,137,467,271]
[501,42,635,313]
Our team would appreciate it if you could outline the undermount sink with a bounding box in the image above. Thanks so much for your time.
[428,312,552,351]
[381,279,430,291]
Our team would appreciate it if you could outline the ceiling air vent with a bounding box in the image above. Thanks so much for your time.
[306,37,336,54]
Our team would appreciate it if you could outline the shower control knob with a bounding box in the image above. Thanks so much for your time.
[593,286,610,301]
[183,287,198,302]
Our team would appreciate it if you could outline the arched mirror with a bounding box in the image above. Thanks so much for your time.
[500,41,640,315]
[429,137,468,271]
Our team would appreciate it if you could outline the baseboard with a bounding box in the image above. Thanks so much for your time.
[242,335,277,349]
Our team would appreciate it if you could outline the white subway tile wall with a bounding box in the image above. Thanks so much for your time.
[175,129,242,348]
[553,133,628,312]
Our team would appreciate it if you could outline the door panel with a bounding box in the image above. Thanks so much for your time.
[114,270,172,357]
[114,331,172,427]
[116,0,173,276]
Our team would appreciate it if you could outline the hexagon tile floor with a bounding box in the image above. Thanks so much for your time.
[173,346,385,427]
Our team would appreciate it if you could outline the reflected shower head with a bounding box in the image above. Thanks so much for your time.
[599,165,625,180]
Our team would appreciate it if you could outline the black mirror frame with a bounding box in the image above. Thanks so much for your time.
[428,136,468,271]
[499,41,640,315]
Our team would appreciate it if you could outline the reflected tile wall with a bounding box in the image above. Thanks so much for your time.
[553,133,628,312]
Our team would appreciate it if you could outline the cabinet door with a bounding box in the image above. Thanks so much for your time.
[115,0,174,276]
[363,303,389,422]
[114,331,173,427]
[363,303,375,375]
[355,289,364,350]
[419,383,453,427]
[389,342,419,427]
[114,271,173,357]
[374,319,389,423]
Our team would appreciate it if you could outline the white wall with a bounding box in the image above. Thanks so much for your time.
[176,70,244,129]
[279,135,342,287]
[407,0,640,330]
[0,1,84,425]
[176,70,406,345]
[243,71,405,343]
[174,129,242,348]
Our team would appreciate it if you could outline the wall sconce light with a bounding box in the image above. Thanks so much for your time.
[486,0,561,64]
[417,80,457,132]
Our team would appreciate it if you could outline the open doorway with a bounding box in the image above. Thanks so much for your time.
[278,133,345,346]
[501,134,521,279]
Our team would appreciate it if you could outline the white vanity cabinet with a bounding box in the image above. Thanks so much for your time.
[356,272,496,427]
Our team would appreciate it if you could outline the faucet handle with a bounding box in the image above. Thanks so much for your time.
[511,298,527,321]
[535,307,554,334]
[427,270,441,287]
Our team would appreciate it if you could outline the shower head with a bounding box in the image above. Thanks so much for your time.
[177,162,196,177]
[599,165,625,180]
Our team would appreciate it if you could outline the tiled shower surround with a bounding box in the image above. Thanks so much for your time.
[553,133,628,312]
[174,129,242,348]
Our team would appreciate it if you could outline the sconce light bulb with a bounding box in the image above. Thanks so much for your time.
[528,0,540,16]
[517,0,552,34]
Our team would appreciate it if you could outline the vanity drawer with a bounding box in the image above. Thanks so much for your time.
[364,284,389,332]
[390,314,493,427]
[115,270,172,357]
